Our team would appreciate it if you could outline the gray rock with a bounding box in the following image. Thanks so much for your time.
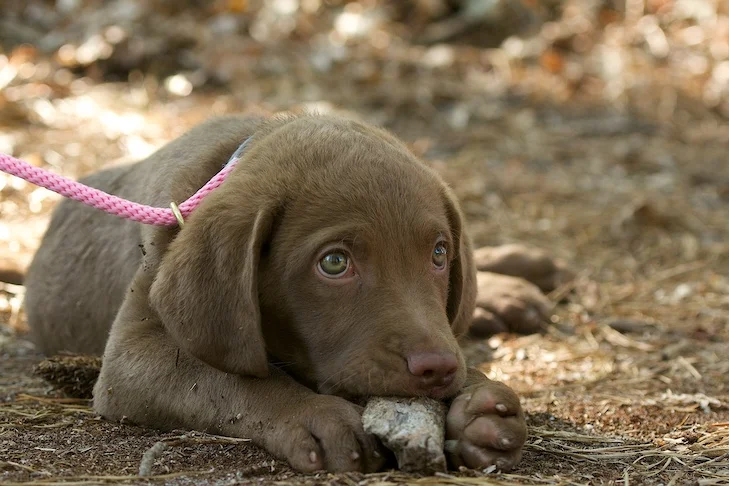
[362,397,448,473]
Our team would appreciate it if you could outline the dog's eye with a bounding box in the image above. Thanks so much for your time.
[432,243,447,268]
[318,252,350,277]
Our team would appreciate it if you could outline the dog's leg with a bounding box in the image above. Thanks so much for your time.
[93,278,384,473]
[469,271,553,336]
[468,244,574,336]
[472,244,572,292]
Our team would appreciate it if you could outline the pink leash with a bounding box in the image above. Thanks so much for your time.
[0,140,248,227]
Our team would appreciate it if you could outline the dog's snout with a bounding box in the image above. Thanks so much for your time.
[407,352,458,389]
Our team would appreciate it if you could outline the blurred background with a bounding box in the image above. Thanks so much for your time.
[5,0,729,330]
[1,2,729,483]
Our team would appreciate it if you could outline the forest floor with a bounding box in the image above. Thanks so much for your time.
[2,1,729,484]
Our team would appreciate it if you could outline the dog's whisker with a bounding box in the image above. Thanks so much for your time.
[317,366,347,390]
[270,360,298,370]
[327,368,361,394]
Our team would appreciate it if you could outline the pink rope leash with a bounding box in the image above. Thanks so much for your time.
[0,143,245,226]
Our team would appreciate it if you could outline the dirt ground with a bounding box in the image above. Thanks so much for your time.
[2,1,729,485]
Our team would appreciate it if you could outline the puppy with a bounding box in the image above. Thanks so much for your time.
[25,114,528,472]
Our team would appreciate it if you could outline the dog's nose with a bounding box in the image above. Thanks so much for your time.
[407,352,458,389]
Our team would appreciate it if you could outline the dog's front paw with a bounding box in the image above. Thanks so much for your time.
[446,380,526,471]
[470,271,552,336]
[473,244,572,292]
[272,394,386,473]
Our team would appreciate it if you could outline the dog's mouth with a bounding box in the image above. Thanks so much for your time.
[315,367,465,402]
[321,381,462,404]
[424,381,460,400]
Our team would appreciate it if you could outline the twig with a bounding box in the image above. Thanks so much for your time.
[138,441,167,476]
[1,469,214,486]
[0,461,48,474]
[15,394,92,406]
[676,356,702,380]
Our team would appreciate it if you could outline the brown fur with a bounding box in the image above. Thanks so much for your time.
[25,114,526,472]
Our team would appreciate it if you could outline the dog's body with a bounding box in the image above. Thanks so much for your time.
[25,114,545,472]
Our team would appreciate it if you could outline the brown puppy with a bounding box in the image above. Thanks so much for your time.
[25,114,528,473]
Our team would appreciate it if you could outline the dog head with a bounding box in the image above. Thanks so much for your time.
[150,114,476,399]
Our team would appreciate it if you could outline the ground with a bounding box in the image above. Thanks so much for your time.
[1,1,729,485]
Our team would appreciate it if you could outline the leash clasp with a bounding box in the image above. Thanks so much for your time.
[169,202,185,227]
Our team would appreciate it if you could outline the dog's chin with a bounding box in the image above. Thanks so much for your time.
[425,381,462,400]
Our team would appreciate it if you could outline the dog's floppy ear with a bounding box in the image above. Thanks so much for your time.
[149,186,274,378]
[442,185,477,338]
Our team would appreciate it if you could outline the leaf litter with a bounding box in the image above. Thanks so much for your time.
[1,0,729,484]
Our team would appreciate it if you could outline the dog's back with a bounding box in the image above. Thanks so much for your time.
[24,115,264,355]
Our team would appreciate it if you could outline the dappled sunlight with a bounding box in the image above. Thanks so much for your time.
[1,1,728,484]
